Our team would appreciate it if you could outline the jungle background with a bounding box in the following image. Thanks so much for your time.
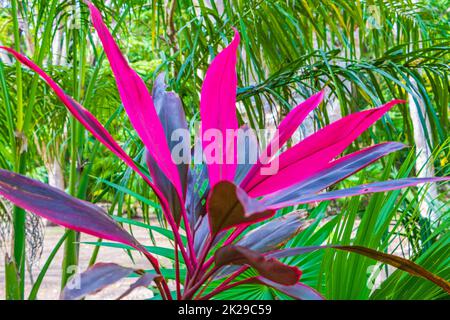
[0,0,448,300]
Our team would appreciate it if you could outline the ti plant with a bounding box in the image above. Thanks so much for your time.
[0,2,448,300]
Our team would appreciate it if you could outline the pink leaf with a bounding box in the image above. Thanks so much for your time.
[0,170,158,266]
[201,30,240,187]
[245,99,405,196]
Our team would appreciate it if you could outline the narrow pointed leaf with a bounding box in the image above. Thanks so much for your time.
[245,100,405,196]
[61,263,135,300]
[241,91,323,188]
[264,142,406,205]
[267,177,449,209]
[254,277,324,300]
[201,30,240,187]
[237,211,312,252]
[215,245,302,285]
[152,72,189,195]
[235,125,260,184]
[207,181,274,235]
[186,164,209,228]
[86,2,182,196]
[145,74,189,224]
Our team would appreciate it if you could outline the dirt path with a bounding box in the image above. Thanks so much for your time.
[0,222,173,300]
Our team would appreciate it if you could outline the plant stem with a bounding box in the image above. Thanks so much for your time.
[9,0,26,300]
[182,266,218,300]
[175,242,181,299]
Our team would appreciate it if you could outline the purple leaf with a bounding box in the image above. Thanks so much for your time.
[237,211,312,252]
[264,142,406,205]
[201,30,240,187]
[146,74,189,224]
[216,211,312,278]
[151,72,190,196]
[117,273,163,300]
[61,263,135,300]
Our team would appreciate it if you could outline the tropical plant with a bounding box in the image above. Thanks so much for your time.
[0,2,448,300]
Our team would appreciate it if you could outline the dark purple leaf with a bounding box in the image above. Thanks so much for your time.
[145,73,189,224]
[207,181,274,235]
[215,245,302,286]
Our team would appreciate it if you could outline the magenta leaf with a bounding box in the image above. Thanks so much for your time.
[240,91,324,189]
[267,177,449,209]
[207,181,274,235]
[253,277,324,300]
[117,273,163,300]
[264,142,406,205]
[245,100,405,196]
[0,49,132,168]
[0,169,157,264]
[86,2,182,197]
[61,263,135,300]
[201,30,240,187]
[215,245,302,286]
[151,72,190,196]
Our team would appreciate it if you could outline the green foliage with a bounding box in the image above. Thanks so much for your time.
[0,0,448,300]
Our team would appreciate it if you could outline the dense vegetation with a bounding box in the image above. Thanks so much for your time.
[0,0,448,300]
